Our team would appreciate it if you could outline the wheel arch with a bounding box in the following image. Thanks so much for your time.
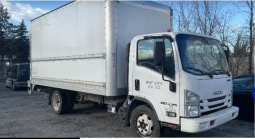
[125,96,162,127]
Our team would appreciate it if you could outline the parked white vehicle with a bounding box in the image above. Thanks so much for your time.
[28,1,239,137]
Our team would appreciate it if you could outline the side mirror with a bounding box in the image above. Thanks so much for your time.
[170,82,176,92]
[153,42,165,67]
[222,44,230,62]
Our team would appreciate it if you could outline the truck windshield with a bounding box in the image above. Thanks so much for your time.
[176,34,229,75]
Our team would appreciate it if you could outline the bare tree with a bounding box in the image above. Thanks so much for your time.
[193,1,225,35]
[159,1,196,32]
[232,0,254,74]
[247,1,254,74]
[216,10,236,46]
[229,30,250,76]
[177,1,196,32]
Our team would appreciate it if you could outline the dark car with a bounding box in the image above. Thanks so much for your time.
[5,63,30,91]
[232,74,254,121]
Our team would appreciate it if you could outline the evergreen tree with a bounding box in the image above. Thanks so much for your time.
[5,23,17,60]
[14,19,29,63]
[0,2,11,61]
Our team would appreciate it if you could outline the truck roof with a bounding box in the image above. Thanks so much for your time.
[31,0,173,23]
[137,31,218,41]
[31,1,74,22]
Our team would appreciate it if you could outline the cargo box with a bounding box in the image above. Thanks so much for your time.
[30,0,173,96]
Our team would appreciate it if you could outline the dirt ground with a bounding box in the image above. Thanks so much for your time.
[0,82,254,137]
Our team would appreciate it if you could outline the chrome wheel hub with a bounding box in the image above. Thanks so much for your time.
[52,94,60,111]
[136,113,153,136]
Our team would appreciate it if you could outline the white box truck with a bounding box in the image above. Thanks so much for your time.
[28,0,239,137]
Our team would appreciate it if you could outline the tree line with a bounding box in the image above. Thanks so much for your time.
[0,2,29,63]
[160,1,254,76]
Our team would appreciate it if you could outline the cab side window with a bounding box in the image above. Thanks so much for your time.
[137,38,175,80]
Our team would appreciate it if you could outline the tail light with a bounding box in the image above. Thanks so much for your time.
[16,75,19,81]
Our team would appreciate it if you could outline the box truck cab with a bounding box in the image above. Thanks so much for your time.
[125,32,239,136]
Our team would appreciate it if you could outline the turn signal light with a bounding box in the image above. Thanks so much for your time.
[167,29,171,32]
[168,124,177,129]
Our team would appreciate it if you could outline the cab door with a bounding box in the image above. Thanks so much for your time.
[130,36,180,124]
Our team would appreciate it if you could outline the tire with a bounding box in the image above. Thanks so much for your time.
[51,90,68,115]
[12,82,17,91]
[66,91,74,113]
[130,105,162,137]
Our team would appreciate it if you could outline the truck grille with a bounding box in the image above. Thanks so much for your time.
[208,102,224,109]
[201,106,227,116]
[200,95,230,114]
[207,96,226,102]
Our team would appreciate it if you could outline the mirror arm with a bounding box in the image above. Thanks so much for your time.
[161,37,176,92]
[161,38,167,81]
[161,38,171,83]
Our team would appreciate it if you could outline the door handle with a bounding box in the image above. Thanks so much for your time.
[135,79,140,91]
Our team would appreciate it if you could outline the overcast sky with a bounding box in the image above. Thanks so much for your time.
[1,0,70,28]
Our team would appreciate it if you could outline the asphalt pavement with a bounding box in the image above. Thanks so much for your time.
[0,82,254,137]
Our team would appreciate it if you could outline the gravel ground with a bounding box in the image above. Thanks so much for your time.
[0,82,254,137]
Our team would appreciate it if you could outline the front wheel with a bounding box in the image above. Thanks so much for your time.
[130,105,162,137]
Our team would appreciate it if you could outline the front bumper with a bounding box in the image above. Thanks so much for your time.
[181,106,239,133]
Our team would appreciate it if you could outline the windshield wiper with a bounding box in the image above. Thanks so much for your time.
[211,69,231,77]
[186,67,213,78]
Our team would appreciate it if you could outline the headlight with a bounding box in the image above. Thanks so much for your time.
[185,90,200,117]
[187,106,199,117]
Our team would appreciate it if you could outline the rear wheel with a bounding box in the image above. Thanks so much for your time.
[51,90,68,115]
[130,105,162,137]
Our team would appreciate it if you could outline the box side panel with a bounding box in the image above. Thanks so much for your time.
[105,1,118,96]
[55,2,78,57]
[39,1,106,57]
[41,12,57,58]
[77,1,106,55]
[30,18,42,59]
[30,1,106,95]
[116,1,172,89]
